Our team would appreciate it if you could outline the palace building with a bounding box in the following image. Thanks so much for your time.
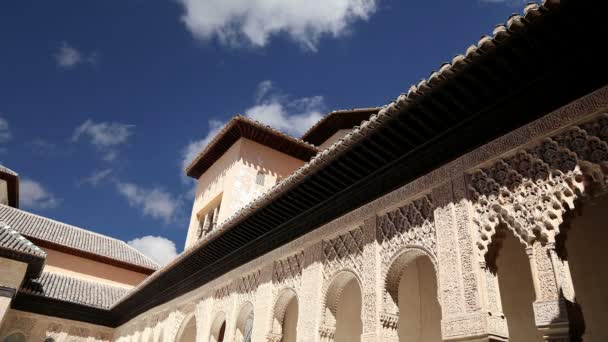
[1,0,608,341]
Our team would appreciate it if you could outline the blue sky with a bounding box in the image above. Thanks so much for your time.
[0,0,527,265]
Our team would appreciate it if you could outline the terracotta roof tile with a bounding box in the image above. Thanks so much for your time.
[0,204,159,271]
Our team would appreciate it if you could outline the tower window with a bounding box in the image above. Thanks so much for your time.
[197,198,222,239]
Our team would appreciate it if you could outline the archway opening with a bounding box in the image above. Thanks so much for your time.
[177,315,196,342]
[396,254,441,341]
[271,289,298,342]
[487,226,541,342]
[333,276,362,342]
[560,194,608,341]
[283,297,298,342]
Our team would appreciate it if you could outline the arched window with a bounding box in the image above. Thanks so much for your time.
[3,332,26,342]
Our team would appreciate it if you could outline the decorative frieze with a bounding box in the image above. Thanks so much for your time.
[376,195,436,259]
[236,270,261,294]
[272,252,304,285]
[322,226,365,280]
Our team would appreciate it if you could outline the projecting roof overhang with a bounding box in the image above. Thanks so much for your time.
[11,0,608,326]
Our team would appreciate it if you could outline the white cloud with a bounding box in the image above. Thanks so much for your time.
[78,168,113,187]
[54,41,98,68]
[20,179,60,209]
[245,80,324,136]
[116,182,180,223]
[72,120,134,161]
[0,116,11,144]
[128,235,178,266]
[179,81,323,176]
[177,0,378,50]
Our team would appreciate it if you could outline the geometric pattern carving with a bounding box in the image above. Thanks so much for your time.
[236,270,261,294]
[322,226,365,279]
[377,194,436,261]
[272,252,304,284]
[470,113,608,256]
[214,284,231,299]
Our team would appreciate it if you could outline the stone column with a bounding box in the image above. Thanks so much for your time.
[0,258,27,328]
[359,217,382,342]
[434,177,508,342]
[529,243,572,341]
[300,242,324,342]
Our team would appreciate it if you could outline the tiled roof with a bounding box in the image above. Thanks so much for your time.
[0,204,159,271]
[0,221,46,278]
[0,221,45,258]
[20,272,128,309]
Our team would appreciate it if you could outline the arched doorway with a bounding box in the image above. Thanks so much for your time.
[209,313,226,342]
[559,194,608,341]
[269,289,298,342]
[235,303,254,342]
[323,271,362,342]
[486,226,542,341]
[384,248,441,341]
[176,314,196,342]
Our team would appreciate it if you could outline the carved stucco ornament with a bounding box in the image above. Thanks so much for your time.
[470,114,608,256]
